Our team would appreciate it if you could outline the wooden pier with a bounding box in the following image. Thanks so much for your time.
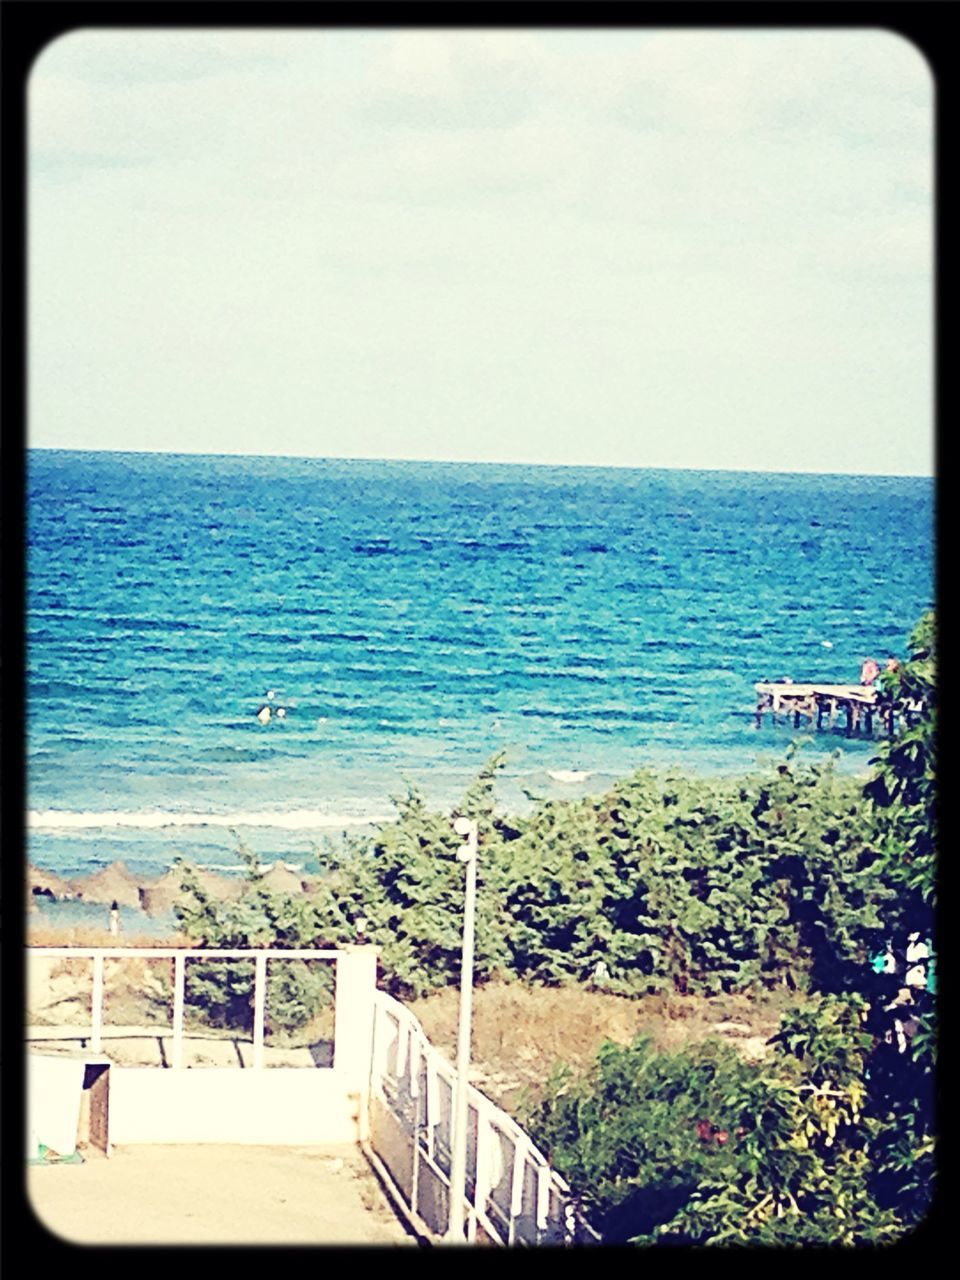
[754,683,895,738]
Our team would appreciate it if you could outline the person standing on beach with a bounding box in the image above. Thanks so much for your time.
[860,657,881,686]
[109,901,120,936]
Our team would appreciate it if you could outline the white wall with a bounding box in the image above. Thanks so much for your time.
[108,1068,362,1145]
[27,947,380,1148]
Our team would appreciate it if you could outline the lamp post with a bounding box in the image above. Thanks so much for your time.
[446,815,478,1243]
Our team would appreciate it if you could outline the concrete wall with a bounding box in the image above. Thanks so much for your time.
[105,948,378,1146]
[108,1068,362,1145]
[31,947,382,1148]
[106,952,384,1152]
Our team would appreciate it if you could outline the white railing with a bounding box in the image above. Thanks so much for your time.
[28,948,601,1242]
[26,948,341,1069]
[368,991,601,1246]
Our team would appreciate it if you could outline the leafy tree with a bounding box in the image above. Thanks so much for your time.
[865,609,936,916]
[174,849,338,1036]
[166,614,935,1238]
[525,611,937,1244]
[858,611,937,1227]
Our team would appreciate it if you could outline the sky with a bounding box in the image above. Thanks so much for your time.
[28,27,933,475]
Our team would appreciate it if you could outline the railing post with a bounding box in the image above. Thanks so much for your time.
[474,1107,493,1229]
[172,953,185,1069]
[536,1164,551,1240]
[411,1044,422,1221]
[335,947,378,1137]
[91,952,104,1053]
[253,952,267,1069]
[508,1136,527,1245]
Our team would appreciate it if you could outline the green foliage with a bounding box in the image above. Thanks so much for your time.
[865,609,937,913]
[172,754,902,1007]
[173,761,517,1006]
[174,849,339,1035]
[492,755,891,998]
[304,761,516,998]
[525,995,902,1245]
[170,614,935,1243]
[524,611,937,1245]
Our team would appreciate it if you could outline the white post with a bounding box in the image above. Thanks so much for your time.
[91,953,104,1053]
[253,952,267,1069]
[335,948,378,1140]
[446,818,478,1242]
[536,1164,551,1236]
[172,953,185,1069]
[474,1103,493,1226]
[507,1136,527,1245]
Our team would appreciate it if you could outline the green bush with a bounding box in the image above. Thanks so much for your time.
[521,611,937,1244]
[524,995,903,1245]
[170,614,935,1240]
[175,851,340,1035]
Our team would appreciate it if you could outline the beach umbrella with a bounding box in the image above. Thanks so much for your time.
[138,868,188,916]
[71,860,142,908]
[139,864,246,913]
[27,864,76,900]
[196,868,245,902]
[253,862,306,896]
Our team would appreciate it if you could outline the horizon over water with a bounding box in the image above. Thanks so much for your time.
[29,444,933,479]
[27,449,933,881]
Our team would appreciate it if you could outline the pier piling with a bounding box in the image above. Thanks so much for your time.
[754,683,895,739]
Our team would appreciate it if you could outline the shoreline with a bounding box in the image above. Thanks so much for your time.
[26,856,314,944]
[26,744,877,838]
[26,748,878,904]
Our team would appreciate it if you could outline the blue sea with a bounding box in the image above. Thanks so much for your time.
[26,451,934,881]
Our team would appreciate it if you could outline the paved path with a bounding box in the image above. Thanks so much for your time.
[28,1143,417,1245]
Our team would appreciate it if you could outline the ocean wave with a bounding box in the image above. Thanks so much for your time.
[28,808,395,831]
[547,770,594,783]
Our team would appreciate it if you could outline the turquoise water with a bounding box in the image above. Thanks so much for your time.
[27,451,934,877]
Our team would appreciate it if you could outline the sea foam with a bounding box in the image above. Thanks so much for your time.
[27,808,395,831]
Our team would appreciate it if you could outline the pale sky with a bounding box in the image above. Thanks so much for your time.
[29,27,933,475]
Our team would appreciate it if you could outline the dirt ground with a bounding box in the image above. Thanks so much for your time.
[26,938,802,1107]
[27,1144,417,1246]
[409,979,801,1112]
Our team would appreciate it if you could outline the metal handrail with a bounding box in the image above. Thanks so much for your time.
[27,946,340,1067]
[368,990,601,1246]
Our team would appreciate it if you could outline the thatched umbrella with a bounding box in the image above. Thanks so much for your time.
[138,865,246,914]
[253,861,307,896]
[138,868,188,915]
[195,868,245,902]
[27,864,76,900]
[70,860,142,908]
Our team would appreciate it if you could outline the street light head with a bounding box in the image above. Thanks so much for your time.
[453,816,475,837]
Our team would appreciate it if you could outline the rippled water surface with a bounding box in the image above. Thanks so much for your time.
[27,451,934,875]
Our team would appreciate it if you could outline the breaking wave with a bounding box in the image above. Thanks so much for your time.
[27,808,395,832]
